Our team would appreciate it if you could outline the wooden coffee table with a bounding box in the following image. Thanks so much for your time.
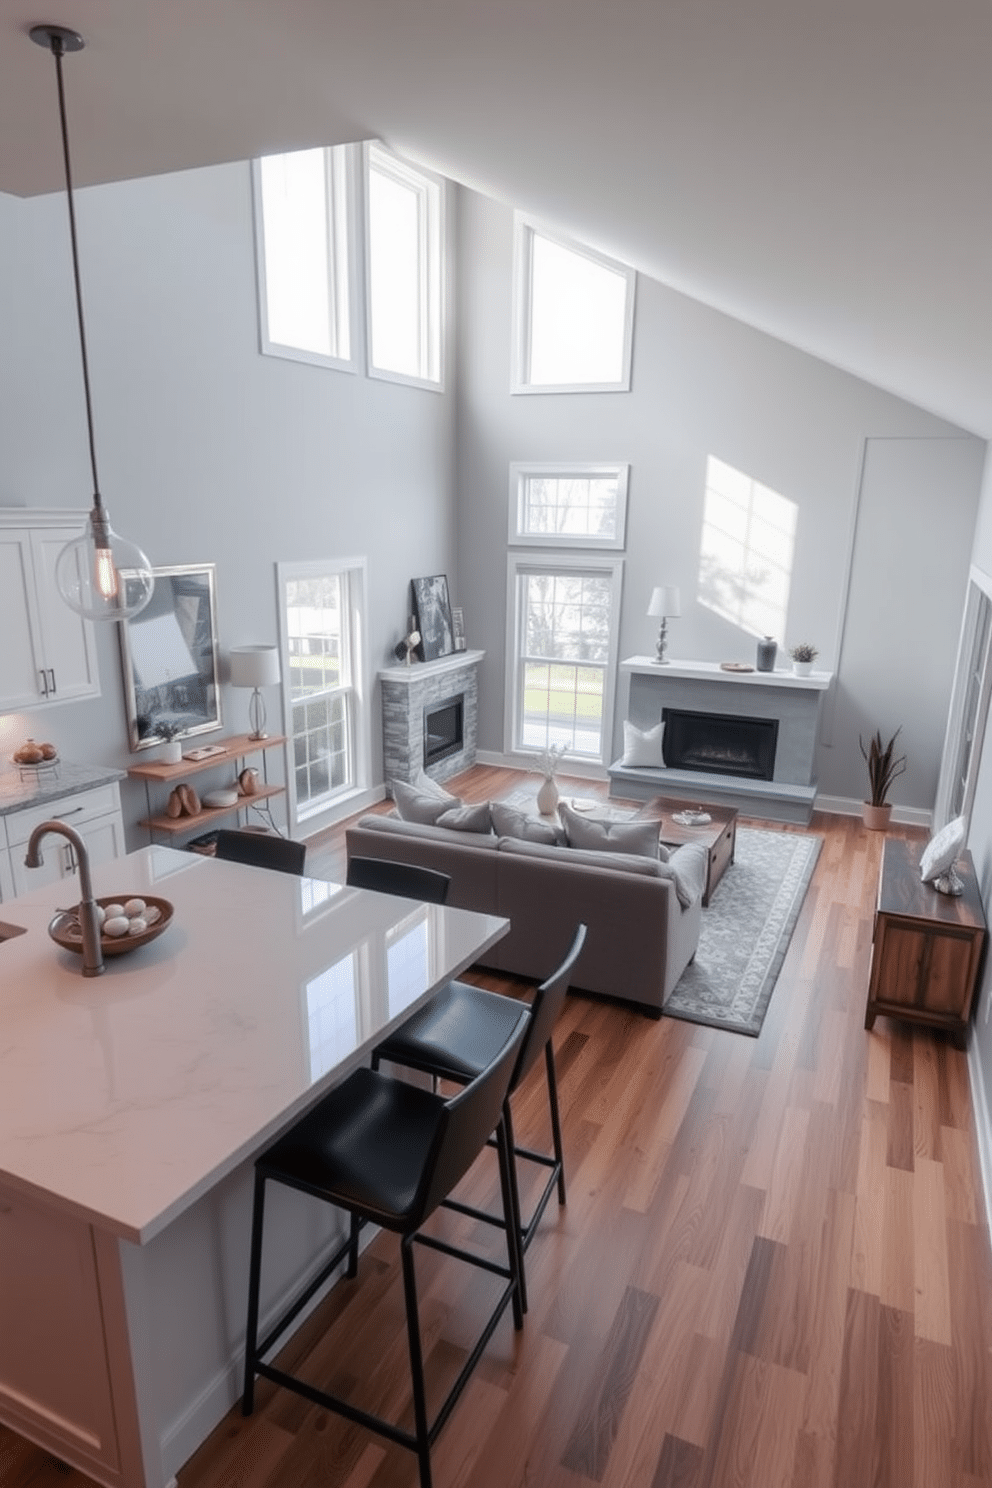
[633,795,738,906]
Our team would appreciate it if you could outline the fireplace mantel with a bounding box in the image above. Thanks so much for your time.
[379,650,484,789]
[610,657,834,823]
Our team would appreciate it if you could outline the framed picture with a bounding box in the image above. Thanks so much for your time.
[451,605,466,651]
[411,575,455,662]
[119,564,223,750]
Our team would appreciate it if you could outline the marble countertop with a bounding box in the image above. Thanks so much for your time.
[0,760,126,816]
[0,847,508,1244]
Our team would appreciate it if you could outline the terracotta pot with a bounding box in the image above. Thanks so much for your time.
[862,802,892,831]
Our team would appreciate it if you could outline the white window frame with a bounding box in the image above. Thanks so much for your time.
[504,553,624,766]
[508,462,630,549]
[511,215,635,395]
[364,142,445,391]
[252,146,359,374]
[277,556,370,834]
[934,565,992,832]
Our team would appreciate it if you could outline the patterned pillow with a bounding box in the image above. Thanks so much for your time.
[391,774,460,825]
[491,800,563,845]
[621,719,665,768]
[919,815,967,884]
[559,802,660,858]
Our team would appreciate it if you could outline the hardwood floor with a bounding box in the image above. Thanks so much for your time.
[4,769,992,1488]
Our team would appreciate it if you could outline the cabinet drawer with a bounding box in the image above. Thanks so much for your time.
[4,783,122,847]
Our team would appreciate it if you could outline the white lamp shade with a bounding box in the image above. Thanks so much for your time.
[229,645,281,688]
[647,586,681,618]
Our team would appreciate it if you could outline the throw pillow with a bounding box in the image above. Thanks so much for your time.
[391,774,460,825]
[919,815,967,884]
[559,802,661,858]
[621,719,665,768]
[491,800,563,846]
[436,800,493,833]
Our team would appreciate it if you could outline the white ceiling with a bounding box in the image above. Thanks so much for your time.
[3,1,991,437]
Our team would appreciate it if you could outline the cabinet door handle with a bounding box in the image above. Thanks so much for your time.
[53,806,84,820]
[39,669,49,697]
[48,668,56,695]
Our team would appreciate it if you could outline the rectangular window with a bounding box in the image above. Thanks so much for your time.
[512,216,635,394]
[253,147,356,371]
[509,463,629,548]
[698,455,797,642]
[506,557,623,762]
[365,143,444,389]
[278,558,368,827]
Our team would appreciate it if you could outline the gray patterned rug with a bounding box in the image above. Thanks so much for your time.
[665,827,822,1037]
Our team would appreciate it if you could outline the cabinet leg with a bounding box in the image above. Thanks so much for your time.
[864,1006,876,1031]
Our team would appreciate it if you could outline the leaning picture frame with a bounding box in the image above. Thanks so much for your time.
[411,574,455,662]
[119,564,223,750]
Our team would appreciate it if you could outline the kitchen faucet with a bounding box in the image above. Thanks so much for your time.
[24,821,104,977]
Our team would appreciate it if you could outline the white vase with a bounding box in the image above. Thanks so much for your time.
[536,776,559,816]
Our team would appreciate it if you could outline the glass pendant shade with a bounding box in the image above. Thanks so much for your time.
[55,506,155,621]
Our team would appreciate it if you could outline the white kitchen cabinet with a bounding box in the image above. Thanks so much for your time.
[0,510,100,710]
[2,781,125,901]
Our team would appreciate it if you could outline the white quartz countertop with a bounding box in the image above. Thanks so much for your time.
[0,847,508,1244]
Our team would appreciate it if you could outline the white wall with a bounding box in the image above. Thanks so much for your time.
[0,164,457,843]
[453,190,984,806]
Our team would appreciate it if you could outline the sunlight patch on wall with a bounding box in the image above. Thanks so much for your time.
[698,456,797,641]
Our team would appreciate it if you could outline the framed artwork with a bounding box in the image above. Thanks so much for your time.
[411,574,454,662]
[452,605,466,651]
[119,564,223,750]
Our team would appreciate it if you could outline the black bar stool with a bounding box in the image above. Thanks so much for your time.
[346,854,450,903]
[242,1003,529,1488]
[372,923,587,1311]
[215,828,306,876]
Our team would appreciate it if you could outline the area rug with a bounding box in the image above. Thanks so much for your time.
[665,827,822,1037]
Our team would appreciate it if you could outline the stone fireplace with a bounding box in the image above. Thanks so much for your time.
[379,650,483,790]
[609,657,832,823]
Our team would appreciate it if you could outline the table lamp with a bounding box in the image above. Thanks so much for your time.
[647,586,681,664]
[230,645,281,739]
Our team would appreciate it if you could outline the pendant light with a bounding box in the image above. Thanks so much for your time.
[30,23,154,622]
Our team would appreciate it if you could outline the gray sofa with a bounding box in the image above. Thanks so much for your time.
[344,812,708,1016]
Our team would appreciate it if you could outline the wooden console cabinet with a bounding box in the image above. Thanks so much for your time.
[865,838,987,1049]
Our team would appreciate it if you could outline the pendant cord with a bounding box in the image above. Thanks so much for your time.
[51,34,102,510]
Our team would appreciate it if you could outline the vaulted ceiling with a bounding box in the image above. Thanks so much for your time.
[2,1,990,437]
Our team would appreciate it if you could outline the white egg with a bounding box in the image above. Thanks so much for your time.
[103,916,131,938]
[94,904,107,925]
[143,905,161,925]
[123,898,147,918]
[103,903,125,920]
[127,917,148,936]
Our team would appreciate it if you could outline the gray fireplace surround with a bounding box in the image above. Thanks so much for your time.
[379,650,483,791]
[608,657,832,823]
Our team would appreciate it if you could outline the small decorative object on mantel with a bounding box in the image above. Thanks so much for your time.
[789,642,819,676]
[919,815,968,896]
[755,635,778,672]
[859,726,906,830]
[452,606,466,652]
[393,627,422,666]
[535,741,566,816]
[720,661,754,673]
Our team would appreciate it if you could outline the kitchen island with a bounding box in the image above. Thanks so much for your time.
[0,846,508,1488]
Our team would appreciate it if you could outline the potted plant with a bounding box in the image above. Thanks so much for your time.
[789,642,819,676]
[155,720,184,764]
[859,727,906,830]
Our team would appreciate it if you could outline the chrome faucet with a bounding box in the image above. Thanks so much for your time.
[25,821,104,977]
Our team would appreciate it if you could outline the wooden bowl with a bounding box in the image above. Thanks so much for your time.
[48,895,174,958]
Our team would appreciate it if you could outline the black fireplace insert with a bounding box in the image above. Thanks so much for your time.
[662,707,778,780]
[424,694,464,767]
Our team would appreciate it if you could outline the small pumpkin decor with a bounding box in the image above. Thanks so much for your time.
[859,727,906,831]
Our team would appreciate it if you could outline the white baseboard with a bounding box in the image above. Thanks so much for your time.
[474,749,609,782]
[779,793,932,829]
[968,1039,992,1243]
